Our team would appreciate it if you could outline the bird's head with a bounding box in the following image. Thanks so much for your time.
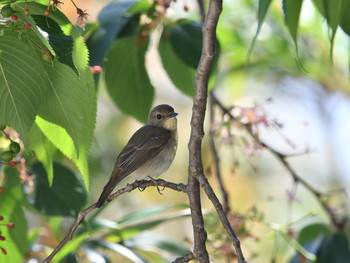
[148,104,178,131]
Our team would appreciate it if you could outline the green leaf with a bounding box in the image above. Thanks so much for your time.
[38,60,94,154]
[127,0,154,15]
[54,232,90,263]
[87,0,139,66]
[95,241,147,263]
[312,0,348,59]
[108,205,191,241]
[117,205,169,224]
[73,35,89,71]
[282,0,303,48]
[279,229,316,261]
[82,246,111,263]
[0,35,46,141]
[14,2,89,71]
[317,232,350,263]
[104,36,154,122]
[297,223,331,245]
[35,68,96,190]
[158,31,195,97]
[340,7,350,36]
[169,22,203,69]
[35,117,91,188]
[28,162,87,217]
[338,0,350,37]
[125,232,190,256]
[31,15,77,74]
[289,223,331,263]
[117,204,188,225]
[0,167,28,263]
[247,0,272,62]
[28,123,56,185]
[137,251,166,263]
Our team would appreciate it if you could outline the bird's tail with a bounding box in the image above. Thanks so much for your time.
[96,170,120,208]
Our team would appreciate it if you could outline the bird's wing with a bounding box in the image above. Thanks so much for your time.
[116,125,170,181]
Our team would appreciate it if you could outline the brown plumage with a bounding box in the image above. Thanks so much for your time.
[96,104,178,208]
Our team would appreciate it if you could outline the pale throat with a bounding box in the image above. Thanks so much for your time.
[163,118,177,131]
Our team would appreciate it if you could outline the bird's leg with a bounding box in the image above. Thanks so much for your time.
[148,176,165,194]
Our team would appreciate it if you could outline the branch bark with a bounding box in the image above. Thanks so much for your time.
[172,252,195,263]
[187,0,246,262]
[42,179,187,263]
[187,0,222,261]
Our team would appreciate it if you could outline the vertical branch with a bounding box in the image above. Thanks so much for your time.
[209,91,230,213]
[187,0,229,261]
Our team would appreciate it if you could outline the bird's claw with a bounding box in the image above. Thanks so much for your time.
[148,177,165,194]
[138,183,147,192]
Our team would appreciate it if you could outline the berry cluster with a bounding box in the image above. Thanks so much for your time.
[1,1,88,57]
[0,4,49,58]
[0,190,15,255]
[0,126,20,167]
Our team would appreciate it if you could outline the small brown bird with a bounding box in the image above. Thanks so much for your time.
[96,104,178,208]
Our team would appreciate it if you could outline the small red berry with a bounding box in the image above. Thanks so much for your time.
[24,8,30,16]
[25,23,31,29]
[43,50,51,56]
[0,236,5,241]
[1,247,7,255]
[0,188,3,194]
[11,15,18,21]
[90,65,102,74]
[7,161,17,166]
[162,33,169,40]
[7,223,14,229]
[0,216,3,221]
[45,9,50,17]
[140,30,149,38]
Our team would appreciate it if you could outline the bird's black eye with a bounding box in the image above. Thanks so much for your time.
[156,114,162,120]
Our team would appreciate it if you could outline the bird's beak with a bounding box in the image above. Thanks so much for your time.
[168,112,178,118]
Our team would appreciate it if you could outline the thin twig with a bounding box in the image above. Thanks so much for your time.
[196,173,247,262]
[42,179,187,262]
[209,91,230,213]
[211,92,346,230]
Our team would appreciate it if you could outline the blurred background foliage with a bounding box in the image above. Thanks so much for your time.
[1,0,350,262]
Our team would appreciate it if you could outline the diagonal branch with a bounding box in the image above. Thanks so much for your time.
[172,252,195,263]
[42,179,187,263]
[211,92,346,230]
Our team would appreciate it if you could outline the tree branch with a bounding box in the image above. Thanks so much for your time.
[42,179,187,263]
[209,91,230,213]
[211,92,346,230]
[187,0,221,261]
[187,0,247,262]
[172,252,195,263]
